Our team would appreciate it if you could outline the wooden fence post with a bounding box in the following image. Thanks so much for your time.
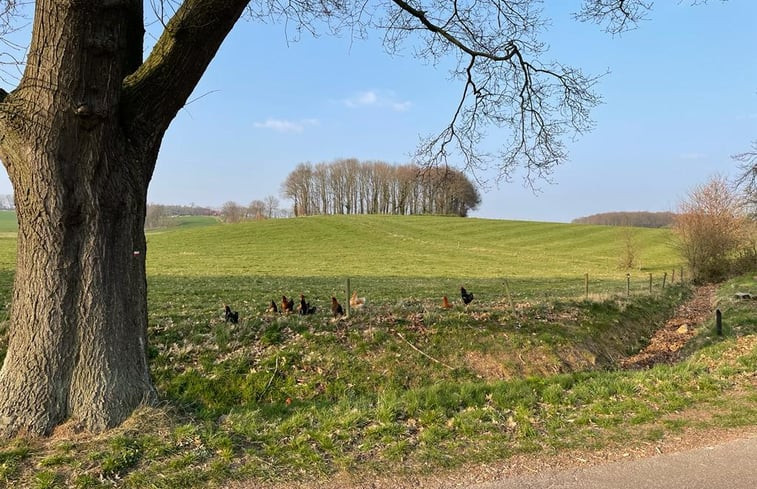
[716,309,722,336]
[346,277,351,318]
[584,273,589,299]
[649,273,653,294]
[626,273,631,296]
[504,278,516,312]
[662,272,667,289]
[671,269,676,284]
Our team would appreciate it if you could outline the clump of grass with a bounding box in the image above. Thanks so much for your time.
[0,440,32,483]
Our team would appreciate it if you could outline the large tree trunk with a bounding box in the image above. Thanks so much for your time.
[0,0,249,437]
[0,0,157,437]
[0,147,157,436]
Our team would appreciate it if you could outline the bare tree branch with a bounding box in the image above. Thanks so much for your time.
[575,0,653,34]
[122,0,250,152]
[384,1,602,184]
[733,140,757,210]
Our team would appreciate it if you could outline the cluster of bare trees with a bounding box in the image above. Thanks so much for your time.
[0,194,13,210]
[221,196,282,223]
[281,159,481,217]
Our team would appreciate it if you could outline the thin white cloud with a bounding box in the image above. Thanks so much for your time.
[679,152,707,160]
[253,118,319,133]
[391,100,412,112]
[342,90,411,112]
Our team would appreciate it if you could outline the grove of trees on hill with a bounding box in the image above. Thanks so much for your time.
[572,211,676,228]
[281,159,481,217]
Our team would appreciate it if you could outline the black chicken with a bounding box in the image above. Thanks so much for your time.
[265,300,278,314]
[460,286,474,305]
[298,294,317,315]
[224,304,239,324]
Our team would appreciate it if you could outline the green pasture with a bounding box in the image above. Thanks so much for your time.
[0,211,16,242]
[144,215,683,307]
[0,215,754,488]
[0,215,686,342]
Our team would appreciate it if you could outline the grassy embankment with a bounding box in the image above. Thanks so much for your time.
[0,213,754,488]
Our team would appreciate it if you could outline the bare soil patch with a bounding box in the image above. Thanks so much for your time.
[620,285,716,369]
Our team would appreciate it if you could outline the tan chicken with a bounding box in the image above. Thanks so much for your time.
[349,290,366,309]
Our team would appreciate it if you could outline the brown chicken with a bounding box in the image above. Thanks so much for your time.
[281,295,295,313]
[331,296,344,317]
[349,290,366,309]
[441,296,453,309]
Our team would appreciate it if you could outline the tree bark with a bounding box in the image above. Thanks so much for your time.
[0,0,249,437]
[0,0,157,437]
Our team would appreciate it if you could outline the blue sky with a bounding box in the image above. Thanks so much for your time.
[1,1,756,222]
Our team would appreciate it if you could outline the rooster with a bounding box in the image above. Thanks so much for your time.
[224,304,239,324]
[265,300,278,314]
[298,294,317,315]
[441,295,453,309]
[460,286,474,305]
[349,290,366,309]
[331,296,344,317]
[281,295,295,314]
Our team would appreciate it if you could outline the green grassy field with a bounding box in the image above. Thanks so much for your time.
[144,215,683,313]
[0,215,754,488]
[0,211,16,233]
[145,214,679,278]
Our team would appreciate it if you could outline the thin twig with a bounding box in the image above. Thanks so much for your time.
[395,331,455,371]
[257,356,280,401]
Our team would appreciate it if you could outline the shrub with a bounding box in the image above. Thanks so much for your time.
[673,176,754,283]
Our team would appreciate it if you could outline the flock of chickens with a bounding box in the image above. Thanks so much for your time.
[223,287,474,324]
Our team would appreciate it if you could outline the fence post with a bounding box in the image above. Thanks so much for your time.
[504,278,516,311]
[680,267,685,284]
[346,277,351,318]
[649,273,653,294]
[662,272,667,289]
[716,309,722,336]
[584,273,589,299]
[671,269,676,284]
[626,273,631,296]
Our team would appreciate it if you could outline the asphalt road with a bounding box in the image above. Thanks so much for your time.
[471,436,757,489]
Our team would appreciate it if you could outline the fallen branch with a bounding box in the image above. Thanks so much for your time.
[257,356,280,401]
[395,331,455,371]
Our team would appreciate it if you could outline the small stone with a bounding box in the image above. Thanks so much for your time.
[676,324,689,334]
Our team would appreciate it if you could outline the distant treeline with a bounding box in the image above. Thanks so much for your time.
[0,194,14,210]
[281,158,481,217]
[145,204,217,229]
[572,211,676,228]
[149,204,216,216]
